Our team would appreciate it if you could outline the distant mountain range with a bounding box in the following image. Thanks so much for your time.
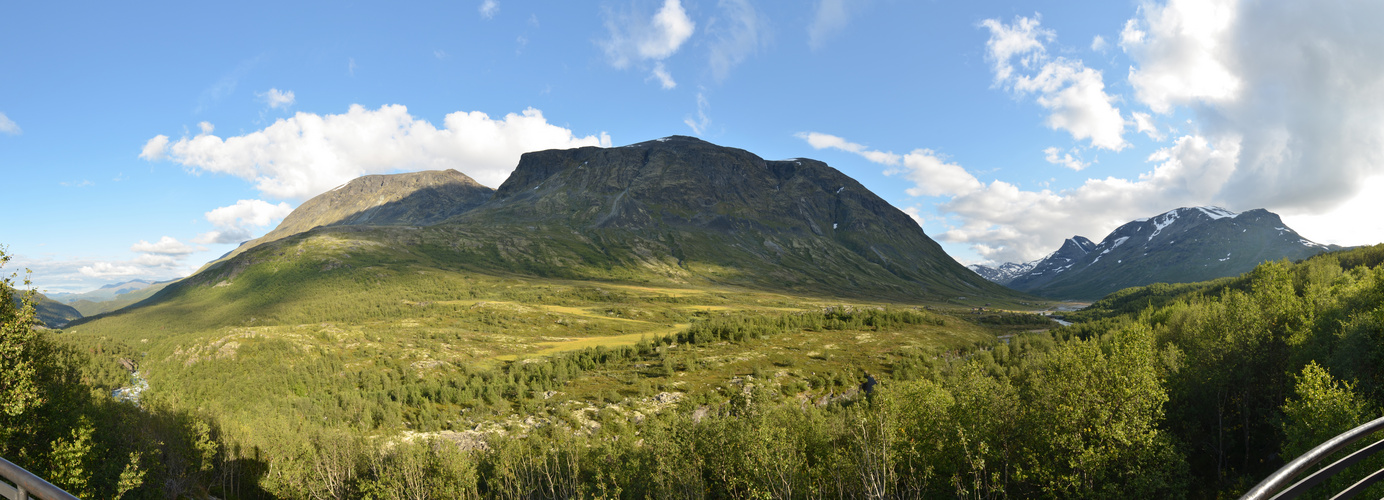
[969,206,1341,299]
[47,278,176,317]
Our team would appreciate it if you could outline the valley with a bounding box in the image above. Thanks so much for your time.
[5,137,1381,499]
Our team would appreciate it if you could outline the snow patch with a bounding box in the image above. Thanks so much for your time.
[836,187,844,194]
[833,223,838,229]
[1112,236,1130,248]
[1194,206,1239,219]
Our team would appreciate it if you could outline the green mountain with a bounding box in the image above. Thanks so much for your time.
[11,291,82,327]
[971,206,1341,300]
[218,168,495,262]
[74,136,1018,333]
[421,136,1006,300]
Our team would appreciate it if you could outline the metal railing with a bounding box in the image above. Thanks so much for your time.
[1241,415,1384,500]
[0,457,78,500]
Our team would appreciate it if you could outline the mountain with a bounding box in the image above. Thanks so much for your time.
[970,206,1340,300]
[9,291,82,328]
[968,236,1097,286]
[423,136,1010,300]
[220,168,495,261]
[48,279,157,303]
[68,279,175,316]
[82,136,1016,331]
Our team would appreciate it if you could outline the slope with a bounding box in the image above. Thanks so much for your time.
[218,168,495,262]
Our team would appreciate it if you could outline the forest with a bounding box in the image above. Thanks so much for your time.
[3,244,1384,498]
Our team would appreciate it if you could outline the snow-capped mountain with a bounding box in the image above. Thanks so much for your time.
[969,206,1342,300]
[968,236,1096,286]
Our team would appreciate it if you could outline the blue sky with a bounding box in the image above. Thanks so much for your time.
[4,0,1384,293]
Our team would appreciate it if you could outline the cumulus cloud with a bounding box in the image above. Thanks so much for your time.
[983,16,1128,151]
[1120,0,1241,114]
[193,199,294,244]
[600,0,695,88]
[799,131,1239,263]
[1123,0,1384,220]
[707,0,767,82]
[807,0,852,50]
[479,0,498,19]
[131,236,201,255]
[1043,147,1089,171]
[0,112,19,135]
[139,104,611,200]
[258,88,295,109]
[886,150,985,198]
[140,135,170,160]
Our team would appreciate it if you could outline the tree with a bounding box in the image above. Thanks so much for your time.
[0,246,43,454]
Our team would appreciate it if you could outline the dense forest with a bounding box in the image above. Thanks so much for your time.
[4,245,1384,498]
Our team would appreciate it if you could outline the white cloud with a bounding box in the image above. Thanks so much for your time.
[707,0,767,82]
[0,112,19,135]
[1091,35,1109,52]
[684,92,711,135]
[258,88,296,109]
[131,236,201,255]
[1122,0,1384,221]
[795,132,901,165]
[193,199,294,245]
[348,58,357,77]
[937,134,1238,262]
[479,0,498,19]
[79,262,142,278]
[807,0,851,50]
[979,15,1052,84]
[12,254,187,295]
[1120,0,1241,114]
[798,132,979,197]
[887,150,985,197]
[799,131,1241,263]
[1130,111,1164,141]
[983,16,1128,151]
[600,0,695,88]
[140,104,612,200]
[140,135,170,160]
[1043,147,1089,171]
[650,62,677,89]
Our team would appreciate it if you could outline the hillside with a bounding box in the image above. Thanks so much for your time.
[970,206,1339,299]
[18,292,83,327]
[430,136,1012,301]
[117,136,1018,322]
[217,168,495,263]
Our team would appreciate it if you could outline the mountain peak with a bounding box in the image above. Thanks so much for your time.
[980,206,1338,299]
[222,169,495,261]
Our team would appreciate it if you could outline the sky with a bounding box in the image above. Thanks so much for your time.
[4,0,1384,294]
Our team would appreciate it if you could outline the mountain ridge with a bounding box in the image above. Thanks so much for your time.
[970,206,1340,299]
